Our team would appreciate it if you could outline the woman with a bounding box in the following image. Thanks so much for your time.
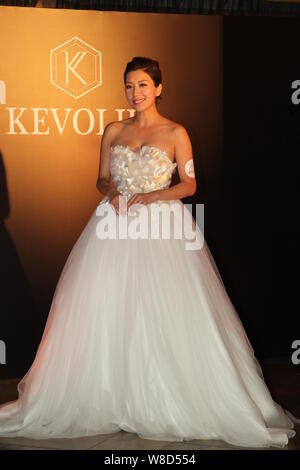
[0,57,298,448]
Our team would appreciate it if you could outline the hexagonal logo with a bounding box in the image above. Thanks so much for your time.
[50,36,102,99]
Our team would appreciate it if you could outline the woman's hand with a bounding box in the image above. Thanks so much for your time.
[109,190,159,215]
[108,188,126,215]
[127,191,159,212]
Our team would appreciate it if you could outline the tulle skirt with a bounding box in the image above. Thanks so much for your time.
[0,198,298,448]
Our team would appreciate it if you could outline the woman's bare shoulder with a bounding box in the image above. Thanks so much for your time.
[108,118,136,134]
[163,120,190,143]
[102,120,126,144]
[171,120,187,131]
[104,120,124,133]
[161,118,186,133]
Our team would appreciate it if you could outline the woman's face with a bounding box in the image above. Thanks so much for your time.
[125,69,162,111]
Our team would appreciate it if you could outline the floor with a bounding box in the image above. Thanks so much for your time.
[0,357,299,451]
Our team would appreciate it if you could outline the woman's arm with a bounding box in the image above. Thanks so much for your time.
[96,122,119,199]
[154,124,197,201]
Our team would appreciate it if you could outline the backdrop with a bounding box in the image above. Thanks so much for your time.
[0,6,223,378]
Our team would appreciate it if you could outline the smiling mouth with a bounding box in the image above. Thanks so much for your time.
[133,99,144,104]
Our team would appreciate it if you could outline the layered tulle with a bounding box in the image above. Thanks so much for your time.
[0,199,298,448]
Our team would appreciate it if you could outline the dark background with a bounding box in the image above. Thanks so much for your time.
[220,15,300,359]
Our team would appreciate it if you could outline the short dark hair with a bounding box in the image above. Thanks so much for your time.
[124,57,162,104]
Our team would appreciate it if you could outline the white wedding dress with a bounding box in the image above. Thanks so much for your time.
[0,144,298,448]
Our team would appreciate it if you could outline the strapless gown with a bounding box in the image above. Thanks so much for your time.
[0,144,298,448]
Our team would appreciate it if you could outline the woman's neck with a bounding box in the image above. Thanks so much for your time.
[133,106,162,128]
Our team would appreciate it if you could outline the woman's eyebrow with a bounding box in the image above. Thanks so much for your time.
[125,80,149,84]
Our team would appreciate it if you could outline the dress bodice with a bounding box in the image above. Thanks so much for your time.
[108,144,177,198]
